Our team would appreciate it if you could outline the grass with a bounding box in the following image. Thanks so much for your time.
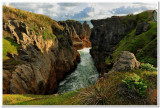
[3,5,64,40]
[3,38,19,59]
[3,69,157,105]
[78,69,157,105]
[3,91,81,105]
[105,21,157,66]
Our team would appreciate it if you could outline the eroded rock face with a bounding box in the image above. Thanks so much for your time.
[90,16,136,74]
[110,51,140,73]
[58,20,91,50]
[136,22,149,35]
[3,20,80,94]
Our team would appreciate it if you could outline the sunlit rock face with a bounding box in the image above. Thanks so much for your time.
[58,20,91,50]
[3,19,80,95]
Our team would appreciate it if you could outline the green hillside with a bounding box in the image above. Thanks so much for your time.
[105,12,157,66]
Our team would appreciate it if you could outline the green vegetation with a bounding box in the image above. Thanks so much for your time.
[121,10,153,26]
[3,38,19,59]
[140,63,157,71]
[105,21,157,66]
[3,5,64,40]
[122,73,147,97]
[43,29,56,40]
[3,91,80,105]
[78,69,157,105]
[66,19,77,22]
[3,69,157,105]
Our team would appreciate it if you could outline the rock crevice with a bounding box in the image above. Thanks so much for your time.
[3,20,80,94]
[59,20,91,50]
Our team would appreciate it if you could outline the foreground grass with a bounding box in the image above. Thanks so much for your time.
[3,91,81,105]
[78,69,157,105]
[3,69,157,105]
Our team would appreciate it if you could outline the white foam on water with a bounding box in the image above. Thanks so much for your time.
[58,47,99,93]
[77,47,91,53]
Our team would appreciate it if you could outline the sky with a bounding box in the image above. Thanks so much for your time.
[3,2,158,21]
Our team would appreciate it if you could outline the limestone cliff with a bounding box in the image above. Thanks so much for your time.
[58,20,91,50]
[3,6,80,94]
[90,10,157,75]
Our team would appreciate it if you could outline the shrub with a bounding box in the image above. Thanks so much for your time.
[122,73,147,97]
[140,63,157,71]
[77,78,118,105]
[142,71,157,89]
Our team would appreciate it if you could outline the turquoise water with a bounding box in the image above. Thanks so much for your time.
[58,48,99,93]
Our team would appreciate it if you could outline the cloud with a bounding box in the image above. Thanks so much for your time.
[111,6,148,15]
[8,2,157,21]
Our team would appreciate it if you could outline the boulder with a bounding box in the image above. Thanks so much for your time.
[110,51,140,72]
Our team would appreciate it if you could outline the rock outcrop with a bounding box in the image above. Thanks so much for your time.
[58,20,91,50]
[90,16,136,74]
[135,22,149,35]
[3,19,80,94]
[90,10,156,75]
[110,51,140,73]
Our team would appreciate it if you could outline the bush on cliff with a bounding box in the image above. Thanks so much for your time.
[140,63,157,71]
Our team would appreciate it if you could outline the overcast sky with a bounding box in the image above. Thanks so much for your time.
[4,2,158,21]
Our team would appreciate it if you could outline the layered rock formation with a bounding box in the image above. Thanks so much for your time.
[90,16,136,74]
[3,19,80,94]
[58,20,91,50]
[90,10,156,75]
[110,51,140,73]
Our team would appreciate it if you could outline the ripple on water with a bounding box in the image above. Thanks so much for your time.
[58,48,99,93]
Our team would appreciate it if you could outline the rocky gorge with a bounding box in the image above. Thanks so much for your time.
[59,20,91,50]
[3,5,157,101]
[2,6,92,94]
[2,5,157,105]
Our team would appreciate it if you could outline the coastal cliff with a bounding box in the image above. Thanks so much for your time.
[59,20,91,50]
[3,6,80,94]
[90,10,157,75]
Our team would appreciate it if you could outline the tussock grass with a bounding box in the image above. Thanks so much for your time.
[77,69,157,105]
[3,69,157,105]
[3,5,64,40]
